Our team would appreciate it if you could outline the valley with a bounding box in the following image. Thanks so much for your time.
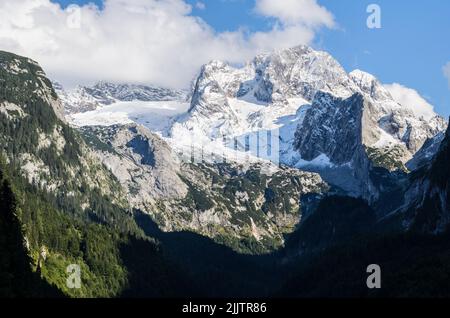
[1,45,450,298]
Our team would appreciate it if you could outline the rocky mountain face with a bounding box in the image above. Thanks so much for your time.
[0,50,330,255]
[294,92,376,198]
[395,121,450,233]
[53,81,100,115]
[0,53,65,121]
[172,45,446,199]
[83,82,188,104]
[83,123,328,253]
[348,69,446,162]
[406,131,445,171]
[54,81,187,114]
[278,121,450,297]
[0,52,123,206]
[81,124,189,204]
[52,44,449,245]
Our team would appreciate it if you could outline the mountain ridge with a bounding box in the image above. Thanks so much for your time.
[165,45,446,199]
[55,81,188,115]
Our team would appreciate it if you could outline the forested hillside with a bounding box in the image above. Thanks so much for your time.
[0,51,195,297]
[0,167,62,297]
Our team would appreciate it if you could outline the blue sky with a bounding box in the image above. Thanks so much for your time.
[50,0,450,116]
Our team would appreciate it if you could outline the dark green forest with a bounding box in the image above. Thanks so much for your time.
[0,169,62,297]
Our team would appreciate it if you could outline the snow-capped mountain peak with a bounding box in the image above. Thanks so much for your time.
[349,69,393,102]
[56,81,188,115]
[166,45,447,198]
[86,81,188,105]
[61,45,447,200]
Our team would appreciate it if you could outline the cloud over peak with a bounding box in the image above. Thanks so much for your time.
[255,0,334,28]
[384,83,436,120]
[0,0,334,89]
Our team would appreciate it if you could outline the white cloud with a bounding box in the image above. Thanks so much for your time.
[444,62,450,88]
[195,1,206,10]
[0,0,334,89]
[254,0,334,27]
[384,83,436,120]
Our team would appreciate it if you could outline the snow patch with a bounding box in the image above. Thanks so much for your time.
[294,153,335,169]
[69,100,190,135]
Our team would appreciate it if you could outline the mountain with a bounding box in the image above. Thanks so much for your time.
[0,52,128,213]
[0,49,331,297]
[394,120,450,233]
[278,123,450,297]
[81,123,328,253]
[53,81,101,115]
[54,81,188,115]
[0,52,330,256]
[0,50,197,297]
[283,122,450,258]
[0,53,65,122]
[169,45,446,199]
[294,92,376,198]
[56,44,448,249]
[4,45,450,299]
